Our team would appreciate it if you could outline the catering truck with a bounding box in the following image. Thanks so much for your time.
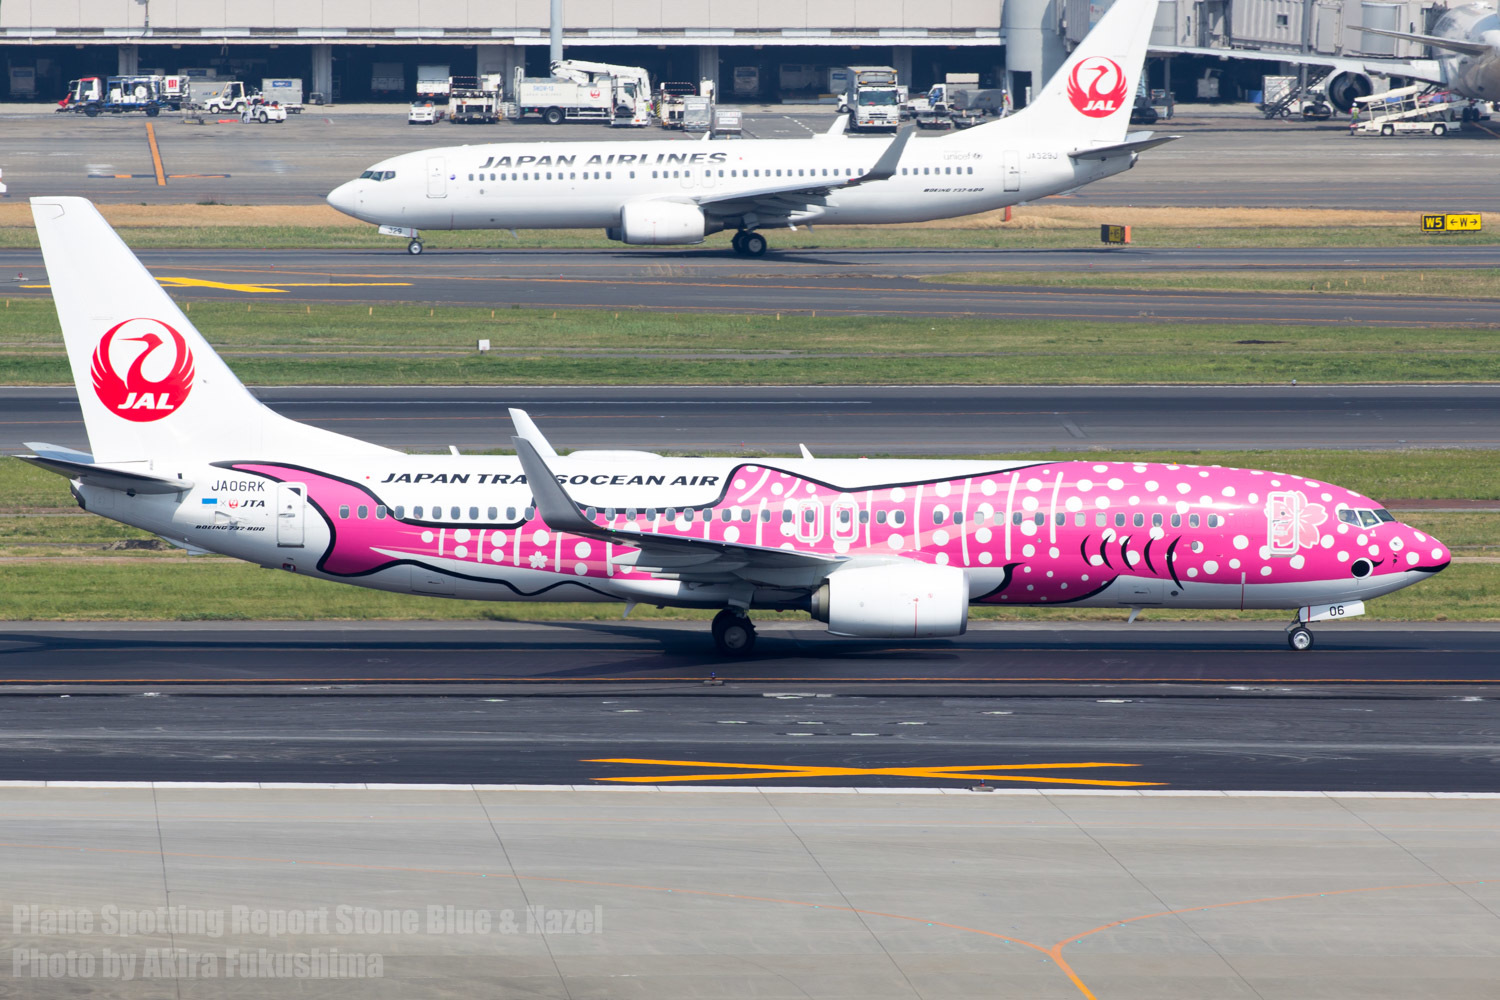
[260,78,303,113]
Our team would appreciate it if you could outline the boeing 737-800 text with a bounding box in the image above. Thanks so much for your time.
[23,197,1449,655]
[325,0,1174,255]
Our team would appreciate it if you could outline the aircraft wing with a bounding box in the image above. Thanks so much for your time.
[688,124,914,221]
[1150,44,1445,85]
[1360,27,1492,58]
[513,438,842,587]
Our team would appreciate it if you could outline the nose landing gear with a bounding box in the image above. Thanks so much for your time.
[407,239,425,255]
[711,608,757,656]
[1286,623,1314,651]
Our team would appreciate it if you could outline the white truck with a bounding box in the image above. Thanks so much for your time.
[448,87,500,124]
[550,59,652,125]
[514,66,615,123]
[416,65,451,97]
[260,78,303,113]
[370,63,404,96]
[835,66,904,133]
[681,95,713,132]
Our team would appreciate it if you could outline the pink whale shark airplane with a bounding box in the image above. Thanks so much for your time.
[24,198,1450,655]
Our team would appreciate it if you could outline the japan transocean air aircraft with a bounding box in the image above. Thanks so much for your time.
[24,197,1451,655]
[325,0,1175,256]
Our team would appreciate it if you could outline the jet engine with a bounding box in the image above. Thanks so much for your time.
[810,563,970,638]
[1324,71,1375,112]
[607,201,710,245]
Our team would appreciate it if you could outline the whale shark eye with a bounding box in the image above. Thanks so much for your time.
[1351,559,1373,578]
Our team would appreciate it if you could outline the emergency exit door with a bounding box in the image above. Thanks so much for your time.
[1003,150,1021,192]
[426,156,447,198]
[277,482,306,547]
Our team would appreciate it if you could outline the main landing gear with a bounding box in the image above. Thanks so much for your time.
[711,608,757,657]
[1286,622,1314,651]
[730,230,768,257]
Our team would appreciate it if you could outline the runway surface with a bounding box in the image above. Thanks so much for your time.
[3,105,1498,208]
[1,623,1496,790]
[6,246,1500,325]
[6,383,1498,454]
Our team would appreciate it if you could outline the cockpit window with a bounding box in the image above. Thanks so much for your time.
[1374,508,1395,523]
[1338,509,1361,526]
[358,170,396,181]
[1358,510,1381,527]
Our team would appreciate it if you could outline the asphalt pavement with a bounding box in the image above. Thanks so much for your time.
[6,383,1497,454]
[1,623,1497,790]
[6,246,1500,325]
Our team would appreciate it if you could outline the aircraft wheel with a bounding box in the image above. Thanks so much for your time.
[407,239,425,255]
[712,609,756,657]
[1287,626,1314,651]
[730,231,746,253]
[741,232,768,257]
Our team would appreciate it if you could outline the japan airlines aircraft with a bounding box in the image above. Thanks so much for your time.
[325,0,1175,256]
[23,197,1451,655]
[1157,2,1500,111]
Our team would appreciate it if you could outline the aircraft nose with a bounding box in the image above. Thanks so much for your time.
[1399,523,1450,573]
[326,181,360,218]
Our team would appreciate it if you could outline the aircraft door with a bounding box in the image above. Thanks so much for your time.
[276,482,306,547]
[830,499,859,543]
[794,499,825,544]
[1003,150,1021,192]
[679,167,695,190]
[426,156,447,198]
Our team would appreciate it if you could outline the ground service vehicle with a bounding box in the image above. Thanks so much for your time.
[681,96,713,133]
[1351,85,1464,136]
[408,101,440,125]
[656,81,700,128]
[846,87,901,131]
[242,98,287,123]
[199,81,250,114]
[514,67,614,123]
[551,60,652,124]
[260,78,303,112]
[416,65,451,97]
[733,66,760,97]
[70,76,167,116]
[449,89,500,124]
[711,108,743,138]
[27,194,1454,656]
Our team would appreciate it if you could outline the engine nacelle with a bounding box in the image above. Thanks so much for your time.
[1325,71,1374,112]
[811,563,969,638]
[607,201,708,245]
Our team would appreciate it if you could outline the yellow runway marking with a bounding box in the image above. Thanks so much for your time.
[586,757,1163,787]
[18,279,412,294]
[144,123,166,187]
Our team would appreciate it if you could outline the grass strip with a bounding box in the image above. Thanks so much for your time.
[928,269,1500,299]
[4,302,1500,384]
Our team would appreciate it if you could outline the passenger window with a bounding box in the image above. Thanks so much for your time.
[1152,513,1163,527]
[803,508,815,523]
[1170,514,1181,527]
[838,509,851,525]
[892,510,906,526]
[1208,514,1220,528]
[952,511,964,525]
[719,509,731,522]
[586,507,597,520]
[741,509,752,522]
[782,509,794,523]
[506,507,516,520]
[488,507,497,520]
[933,510,945,525]
[1055,513,1066,526]
[1114,514,1125,527]
[376,505,387,519]
[394,506,405,519]
[645,509,657,521]
[1074,513,1086,526]
[877,510,887,524]
[450,506,460,520]
[1133,513,1144,527]
[524,506,535,519]
[1034,513,1045,525]
[1096,513,1106,527]
[413,506,423,518]
[683,509,694,522]
[760,509,771,522]
[357,505,369,519]
[469,506,479,520]
[1012,512,1023,525]
[339,505,349,519]
[1189,514,1200,528]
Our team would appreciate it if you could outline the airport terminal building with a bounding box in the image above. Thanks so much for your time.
[0,0,1437,105]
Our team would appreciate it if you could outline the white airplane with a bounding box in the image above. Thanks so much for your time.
[23,197,1451,655]
[1157,2,1500,111]
[326,0,1175,256]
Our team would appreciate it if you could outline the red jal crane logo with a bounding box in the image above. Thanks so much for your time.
[1067,57,1128,117]
[90,318,196,422]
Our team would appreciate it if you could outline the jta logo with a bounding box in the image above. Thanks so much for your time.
[90,318,196,422]
[1066,57,1128,118]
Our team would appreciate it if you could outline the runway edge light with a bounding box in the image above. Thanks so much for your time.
[1101,224,1131,245]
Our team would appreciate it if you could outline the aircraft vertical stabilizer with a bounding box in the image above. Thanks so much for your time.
[30,197,393,463]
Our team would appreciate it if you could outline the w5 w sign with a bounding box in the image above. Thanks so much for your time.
[1422,213,1482,231]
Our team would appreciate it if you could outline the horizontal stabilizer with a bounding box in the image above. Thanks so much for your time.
[1069,132,1180,160]
[18,448,191,494]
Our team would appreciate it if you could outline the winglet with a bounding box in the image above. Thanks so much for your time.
[509,408,558,460]
[842,125,913,187]
[820,114,849,139]
[513,437,593,533]
[798,443,814,459]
